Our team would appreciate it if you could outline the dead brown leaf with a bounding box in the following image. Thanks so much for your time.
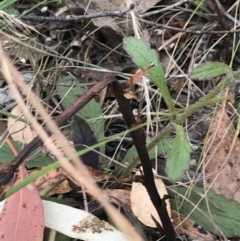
[130,169,171,228]
[172,210,214,240]
[105,189,131,209]
[8,105,36,144]
[33,165,110,195]
[32,167,71,195]
[124,91,140,101]
[204,109,240,202]
[126,64,154,87]
[173,77,186,92]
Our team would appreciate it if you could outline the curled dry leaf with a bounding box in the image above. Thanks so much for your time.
[131,169,171,227]
[204,109,240,203]
[123,91,140,101]
[8,104,36,143]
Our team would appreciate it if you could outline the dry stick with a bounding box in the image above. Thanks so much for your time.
[111,80,176,241]
[0,76,114,187]
[13,2,240,36]
[211,0,230,63]
[17,8,240,35]
[20,4,135,22]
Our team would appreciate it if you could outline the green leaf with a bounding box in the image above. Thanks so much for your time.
[0,140,54,168]
[55,232,71,241]
[0,0,18,10]
[123,37,175,118]
[169,186,240,237]
[25,153,54,169]
[190,62,232,80]
[57,82,105,161]
[117,136,171,175]
[165,125,191,182]
[2,7,18,15]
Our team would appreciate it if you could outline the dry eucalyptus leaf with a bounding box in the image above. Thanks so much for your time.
[130,169,171,227]
[204,109,240,202]
[0,165,44,241]
[32,167,72,195]
[172,210,214,240]
[33,165,110,195]
[8,104,36,144]
[0,200,130,241]
[105,189,131,209]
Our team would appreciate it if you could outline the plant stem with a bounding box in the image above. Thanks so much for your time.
[120,72,238,178]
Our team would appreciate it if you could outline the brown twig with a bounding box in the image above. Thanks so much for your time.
[111,80,176,241]
[20,5,134,22]
[211,0,231,63]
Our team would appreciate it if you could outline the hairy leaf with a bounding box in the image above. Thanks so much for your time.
[190,62,232,80]
[165,125,191,182]
[123,37,175,117]
[71,115,99,170]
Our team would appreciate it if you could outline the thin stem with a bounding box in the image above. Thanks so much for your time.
[120,72,238,178]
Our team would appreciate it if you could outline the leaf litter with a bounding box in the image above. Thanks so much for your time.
[204,108,240,202]
[2,0,240,240]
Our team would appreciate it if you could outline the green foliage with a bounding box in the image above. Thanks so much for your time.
[123,37,176,118]
[0,0,18,10]
[122,136,171,165]
[57,82,105,161]
[165,124,191,182]
[190,62,232,80]
[0,0,19,15]
[0,140,54,168]
[120,127,191,183]
[118,136,172,175]
[170,186,240,237]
